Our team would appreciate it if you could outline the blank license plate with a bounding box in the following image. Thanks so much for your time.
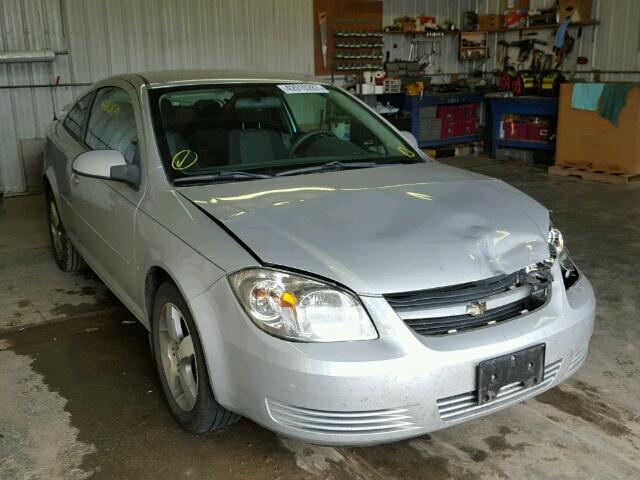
[477,344,545,406]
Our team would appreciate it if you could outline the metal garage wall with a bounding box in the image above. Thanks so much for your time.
[588,0,640,81]
[383,0,478,75]
[0,0,314,195]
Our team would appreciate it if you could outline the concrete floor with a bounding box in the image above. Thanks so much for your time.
[1,159,639,479]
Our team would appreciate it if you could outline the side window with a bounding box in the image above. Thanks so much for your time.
[63,94,92,140]
[86,87,139,164]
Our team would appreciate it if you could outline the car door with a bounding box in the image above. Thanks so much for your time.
[52,92,94,237]
[66,81,146,303]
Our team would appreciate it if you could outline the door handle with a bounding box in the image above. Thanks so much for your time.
[70,173,80,185]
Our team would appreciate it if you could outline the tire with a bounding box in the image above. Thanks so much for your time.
[151,281,240,433]
[45,192,86,272]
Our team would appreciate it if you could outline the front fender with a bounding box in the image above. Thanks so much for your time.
[134,208,229,329]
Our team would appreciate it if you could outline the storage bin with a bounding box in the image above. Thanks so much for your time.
[526,119,550,141]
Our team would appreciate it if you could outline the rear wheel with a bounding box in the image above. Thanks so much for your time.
[46,194,85,272]
[151,281,240,433]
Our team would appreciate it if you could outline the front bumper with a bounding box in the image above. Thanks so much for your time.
[189,262,595,446]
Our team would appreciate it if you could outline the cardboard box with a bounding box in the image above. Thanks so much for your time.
[500,0,529,12]
[555,83,640,174]
[559,0,592,23]
[478,14,504,31]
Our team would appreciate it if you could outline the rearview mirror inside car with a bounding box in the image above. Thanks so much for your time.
[72,150,140,188]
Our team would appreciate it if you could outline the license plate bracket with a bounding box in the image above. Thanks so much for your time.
[477,344,545,406]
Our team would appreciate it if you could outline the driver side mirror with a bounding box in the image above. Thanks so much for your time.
[72,150,140,189]
[399,130,419,149]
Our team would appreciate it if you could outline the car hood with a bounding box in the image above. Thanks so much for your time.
[178,163,550,294]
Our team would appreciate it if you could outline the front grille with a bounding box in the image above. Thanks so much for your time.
[436,359,562,422]
[386,270,522,311]
[385,266,552,336]
[265,399,416,435]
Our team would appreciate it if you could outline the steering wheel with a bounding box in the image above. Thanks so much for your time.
[289,129,334,157]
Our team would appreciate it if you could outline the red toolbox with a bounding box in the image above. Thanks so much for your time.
[462,117,478,135]
[437,105,462,122]
[526,118,551,141]
[461,103,480,118]
[504,119,528,139]
[441,120,459,138]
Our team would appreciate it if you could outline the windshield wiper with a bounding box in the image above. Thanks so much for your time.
[276,161,384,177]
[174,171,272,185]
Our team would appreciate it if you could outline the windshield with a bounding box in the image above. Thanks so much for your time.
[149,83,422,182]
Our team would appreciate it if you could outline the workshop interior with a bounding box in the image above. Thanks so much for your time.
[1,1,639,479]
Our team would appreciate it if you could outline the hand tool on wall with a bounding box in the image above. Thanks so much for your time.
[319,11,328,68]
[499,39,548,64]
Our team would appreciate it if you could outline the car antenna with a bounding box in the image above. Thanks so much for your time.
[50,75,60,121]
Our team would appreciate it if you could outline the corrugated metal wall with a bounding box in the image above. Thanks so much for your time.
[587,0,640,81]
[0,0,313,195]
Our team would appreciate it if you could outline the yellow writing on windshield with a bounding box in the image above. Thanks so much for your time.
[171,149,198,170]
[397,146,416,158]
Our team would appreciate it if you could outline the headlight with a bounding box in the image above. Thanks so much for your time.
[548,224,579,289]
[558,248,580,289]
[228,268,378,342]
[548,226,564,257]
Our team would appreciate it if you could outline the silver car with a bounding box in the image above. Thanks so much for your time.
[43,70,595,446]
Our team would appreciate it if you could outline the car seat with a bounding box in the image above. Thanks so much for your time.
[227,97,288,165]
[160,98,190,157]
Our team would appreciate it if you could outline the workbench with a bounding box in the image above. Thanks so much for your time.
[377,91,486,148]
[406,91,486,148]
[486,96,558,158]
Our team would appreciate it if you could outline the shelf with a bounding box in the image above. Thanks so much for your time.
[384,29,460,37]
[419,134,483,148]
[334,33,384,38]
[334,44,384,49]
[383,21,598,38]
[334,56,384,60]
[485,20,598,33]
[333,64,384,71]
[495,138,555,150]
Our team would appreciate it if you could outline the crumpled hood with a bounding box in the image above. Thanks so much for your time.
[178,163,550,294]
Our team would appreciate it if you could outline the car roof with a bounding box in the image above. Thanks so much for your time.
[112,69,329,88]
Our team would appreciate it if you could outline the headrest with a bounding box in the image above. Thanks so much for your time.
[235,96,281,110]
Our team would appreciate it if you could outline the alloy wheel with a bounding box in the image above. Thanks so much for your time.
[158,303,198,412]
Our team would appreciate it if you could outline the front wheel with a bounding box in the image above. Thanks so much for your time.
[151,281,240,433]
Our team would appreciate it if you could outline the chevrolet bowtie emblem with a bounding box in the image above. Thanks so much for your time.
[466,301,487,316]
